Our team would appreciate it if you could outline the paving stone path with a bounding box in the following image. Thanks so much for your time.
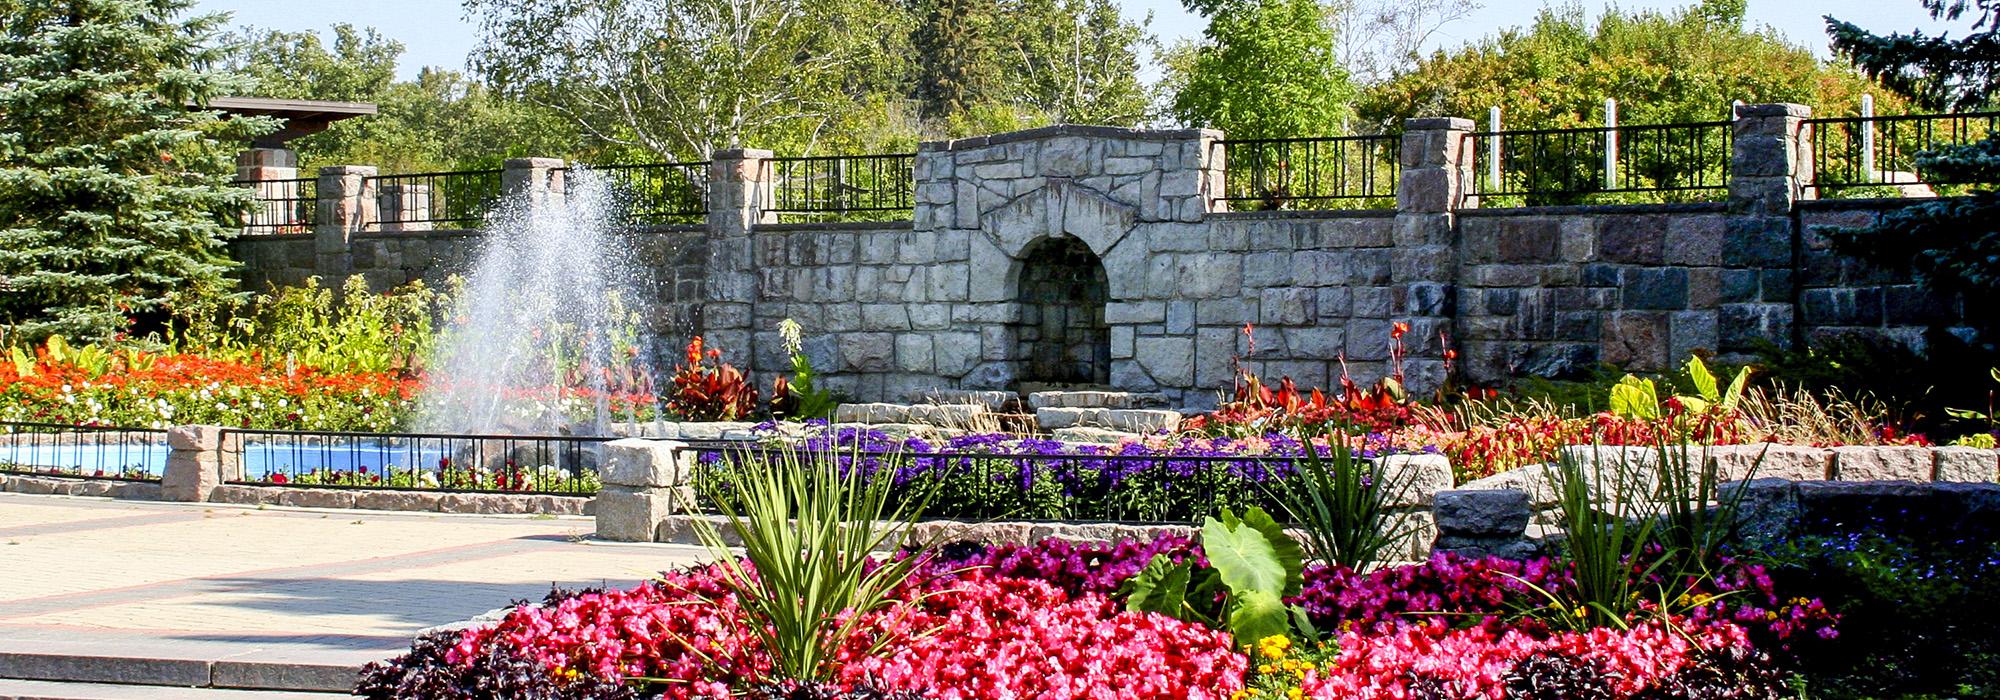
[0,492,708,691]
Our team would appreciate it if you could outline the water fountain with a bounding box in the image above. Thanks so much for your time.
[416,169,664,437]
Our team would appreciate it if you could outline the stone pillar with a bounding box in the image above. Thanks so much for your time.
[236,147,297,182]
[375,183,433,233]
[701,149,775,365]
[595,438,694,542]
[160,425,226,502]
[503,157,567,210]
[1721,104,1812,355]
[314,165,375,283]
[1394,118,1476,392]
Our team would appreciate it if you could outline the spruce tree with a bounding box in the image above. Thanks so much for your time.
[1823,2,2000,343]
[911,0,1003,123]
[0,0,273,342]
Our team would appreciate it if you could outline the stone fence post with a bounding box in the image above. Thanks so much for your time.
[596,439,696,542]
[1392,118,1476,392]
[503,157,567,210]
[314,165,375,284]
[701,149,776,365]
[160,425,228,502]
[1723,103,1813,352]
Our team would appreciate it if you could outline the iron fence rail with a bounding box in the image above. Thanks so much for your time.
[0,422,169,482]
[763,153,915,222]
[218,428,612,495]
[1807,111,2000,193]
[363,169,506,230]
[1470,121,1733,205]
[580,162,709,225]
[680,440,1331,523]
[235,177,317,236]
[1214,135,1400,211]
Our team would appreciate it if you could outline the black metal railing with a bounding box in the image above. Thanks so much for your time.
[764,153,915,222]
[219,428,612,495]
[1215,134,1400,211]
[0,422,168,481]
[235,177,317,235]
[682,441,1340,523]
[580,162,709,225]
[1470,121,1733,206]
[364,169,505,230]
[1808,111,2000,195]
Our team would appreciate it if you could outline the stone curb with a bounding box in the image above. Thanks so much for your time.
[0,653,358,693]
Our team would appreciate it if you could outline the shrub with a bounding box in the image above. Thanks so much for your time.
[667,336,757,421]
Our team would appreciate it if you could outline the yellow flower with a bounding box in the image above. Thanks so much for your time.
[1288,689,1303,700]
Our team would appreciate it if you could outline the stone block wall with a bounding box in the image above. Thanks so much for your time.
[226,106,1979,407]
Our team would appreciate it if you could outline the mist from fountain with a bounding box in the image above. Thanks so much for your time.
[416,169,663,436]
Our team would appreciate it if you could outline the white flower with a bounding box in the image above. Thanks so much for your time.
[778,318,805,356]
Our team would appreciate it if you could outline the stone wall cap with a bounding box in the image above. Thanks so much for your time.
[920,124,1214,152]
[1734,103,1812,119]
[316,165,377,176]
[1455,201,1728,217]
[504,157,567,168]
[1404,117,1476,131]
[712,148,775,159]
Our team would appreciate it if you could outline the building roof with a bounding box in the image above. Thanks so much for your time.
[205,97,378,148]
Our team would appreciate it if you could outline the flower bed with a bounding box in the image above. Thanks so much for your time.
[361,535,1839,700]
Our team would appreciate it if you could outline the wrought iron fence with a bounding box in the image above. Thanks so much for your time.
[763,153,915,222]
[235,177,317,235]
[364,169,505,230]
[1470,121,1733,206]
[0,422,168,481]
[580,162,709,225]
[681,441,1328,523]
[219,428,612,495]
[1808,111,2000,195]
[1215,135,1400,211]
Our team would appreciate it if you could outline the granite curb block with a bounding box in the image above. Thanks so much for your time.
[0,653,359,693]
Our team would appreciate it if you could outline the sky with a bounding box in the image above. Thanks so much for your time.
[196,0,1960,83]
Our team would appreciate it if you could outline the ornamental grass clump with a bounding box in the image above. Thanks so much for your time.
[1262,431,1418,572]
[687,440,937,682]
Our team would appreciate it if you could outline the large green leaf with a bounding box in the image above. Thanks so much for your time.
[1685,356,1719,403]
[1225,589,1292,648]
[1202,508,1293,600]
[1608,375,1660,420]
[1122,554,1195,621]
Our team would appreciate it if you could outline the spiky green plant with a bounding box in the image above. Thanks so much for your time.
[1262,436,1416,572]
[1544,443,1669,629]
[687,441,936,682]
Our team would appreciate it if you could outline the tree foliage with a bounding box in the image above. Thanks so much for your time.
[1825,1,2000,342]
[467,0,912,161]
[0,0,274,342]
[1828,0,2000,111]
[220,24,589,171]
[1361,0,1896,131]
[1170,0,1355,139]
[998,0,1153,127]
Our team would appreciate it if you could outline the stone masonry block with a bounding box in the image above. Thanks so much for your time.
[1934,446,1999,482]
[596,486,677,542]
[601,438,691,489]
[1432,489,1532,538]
[1833,445,1934,482]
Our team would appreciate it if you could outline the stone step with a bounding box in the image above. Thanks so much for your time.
[0,679,346,700]
[1026,390,1170,410]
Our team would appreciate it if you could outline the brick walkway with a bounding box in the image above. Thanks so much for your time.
[0,492,708,682]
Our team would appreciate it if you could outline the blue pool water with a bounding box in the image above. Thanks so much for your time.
[0,441,455,480]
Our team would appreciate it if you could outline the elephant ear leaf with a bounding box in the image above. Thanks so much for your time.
[1122,554,1194,621]
[1225,589,1292,648]
[1202,509,1290,600]
[1236,506,1306,597]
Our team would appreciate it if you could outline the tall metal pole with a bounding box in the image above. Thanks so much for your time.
[1604,98,1619,190]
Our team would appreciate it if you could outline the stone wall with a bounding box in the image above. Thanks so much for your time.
[227,106,1977,407]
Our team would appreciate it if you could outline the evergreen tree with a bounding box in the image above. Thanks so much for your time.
[1170,0,1354,139]
[0,0,273,342]
[912,0,1003,122]
[1828,0,2000,111]
[1825,1,2000,342]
